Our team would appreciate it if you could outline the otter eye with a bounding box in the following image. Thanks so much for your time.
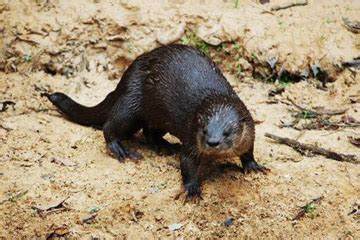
[223,130,231,137]
[202,129,208,135]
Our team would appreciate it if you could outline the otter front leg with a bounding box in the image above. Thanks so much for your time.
[240,147,269,174]
[180,151,201,200]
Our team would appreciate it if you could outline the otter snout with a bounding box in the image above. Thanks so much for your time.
[206,138,220,147]
[203,126,231,150]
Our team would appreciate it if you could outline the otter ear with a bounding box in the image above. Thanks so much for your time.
[237,114,247,123]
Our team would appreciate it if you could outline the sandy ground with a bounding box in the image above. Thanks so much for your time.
[1,0,360,239]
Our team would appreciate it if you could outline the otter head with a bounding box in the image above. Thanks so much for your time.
[196,104,252,157]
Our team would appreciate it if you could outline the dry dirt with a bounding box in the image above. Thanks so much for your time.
[1,0,360,239]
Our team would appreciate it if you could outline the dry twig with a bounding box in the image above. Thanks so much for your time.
[81,213,98,224]
[348,136,360,148]
[286,97,347,116]
[32,197,70,217]
[342,17,360,34]
[0,100,16,112]
[271,0,308,11]
[251,3,276,15]
[265,133,358,163]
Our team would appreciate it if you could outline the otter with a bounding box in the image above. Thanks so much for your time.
[47,44,267,199]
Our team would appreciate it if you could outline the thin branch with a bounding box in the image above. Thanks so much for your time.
[342,17,360,34]
[271,0,308,11]
[250,3,276,15]
[314,108,348,116]
[286,97,347,116]
[0,100,16,112]
[265,133,358,163]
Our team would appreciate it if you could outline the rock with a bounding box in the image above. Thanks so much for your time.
[168,223,182,231]
[224,217,234,227]
[197,24,223,46]
[157,22,186,45]
[51,157,78,167]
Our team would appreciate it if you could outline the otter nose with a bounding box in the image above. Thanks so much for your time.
[206,139,220,147]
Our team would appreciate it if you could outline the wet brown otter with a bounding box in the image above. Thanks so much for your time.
[47,44,267,199]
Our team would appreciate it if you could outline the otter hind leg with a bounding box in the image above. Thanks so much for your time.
[143,128,180,155]
[103,98,143,161]
[107,140,143,160]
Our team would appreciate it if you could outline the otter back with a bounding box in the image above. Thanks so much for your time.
[47,44,267,200]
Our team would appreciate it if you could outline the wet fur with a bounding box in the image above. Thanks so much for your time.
[47,44,264,199]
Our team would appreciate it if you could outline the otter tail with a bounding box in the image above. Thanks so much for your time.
[47,92,117,129]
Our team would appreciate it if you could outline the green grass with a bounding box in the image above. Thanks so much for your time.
[278,73,292,87]
[325,18,335,24]
[304,203,316,214]
[215,43,224,52]
[181,33,211,54]
[235,64,243,77]
[301,110,317,119]
[303,202,320,219]
[127,44,134,54]
[8,190,28,203]
[232,43,240,50]
[278,21,287,31]
[23,53,32,62]
[234,0,240,8]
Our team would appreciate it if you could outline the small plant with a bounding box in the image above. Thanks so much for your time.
[303,202,316,214]
[232,43,240,50]
[301,110,317,119]
[235,64,243,77]
[180,35,190,45]
[251,52,258,62]
[215,43,224,52]
[278,74,292,87]
[180,33,210,55]
[303,202,320,219]
[317,35,326,47]
[279,81,290,88]
[89,207,100,214]
[293,196,323,221]
[278,21,287,32]
[344,230,353,237]
[8,190,28,203]
[127,44,134,54]
[294,109,317,120]
[234,0,240,8]
[325,18,335,24]
[197,42,210,55]
[23,53,32,62]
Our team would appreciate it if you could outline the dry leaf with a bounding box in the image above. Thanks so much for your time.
[348,137,360,148]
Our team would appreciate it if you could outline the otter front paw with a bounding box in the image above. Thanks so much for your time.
[243,160,269,174]
[184,182,202,202]
[125,149,144,160]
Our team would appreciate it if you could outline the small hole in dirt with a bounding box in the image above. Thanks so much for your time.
[43,64,57,76]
